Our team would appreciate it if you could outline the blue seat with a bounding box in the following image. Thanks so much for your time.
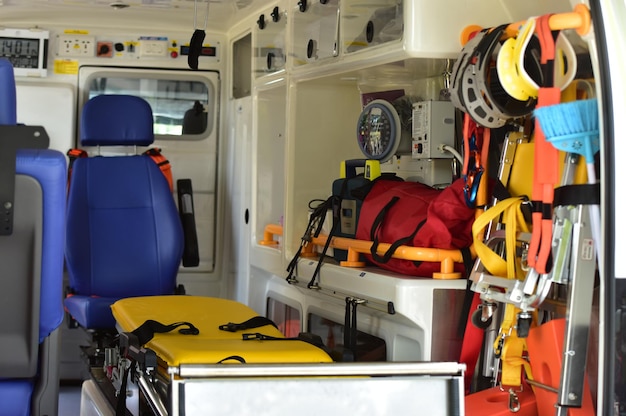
[64,94,184,330]
[0,58,67,416]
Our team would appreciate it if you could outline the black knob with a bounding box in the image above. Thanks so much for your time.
[257,14,266,30]
[366,20,374,43]
[298,0,307,12]
[271,6,280,22]
[114,42,124,52]
[98,44,110,55]
[307,39,316,59]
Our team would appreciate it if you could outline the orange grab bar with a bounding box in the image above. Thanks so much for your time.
[258,223,283,246]
[461,3,591,44]
[260,224,476,280]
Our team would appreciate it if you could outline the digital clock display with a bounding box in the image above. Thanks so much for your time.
[0,37,40,68]
[0,28,49,76]
[180,45,217,57]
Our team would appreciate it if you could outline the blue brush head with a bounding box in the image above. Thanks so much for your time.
[534,98,599,161]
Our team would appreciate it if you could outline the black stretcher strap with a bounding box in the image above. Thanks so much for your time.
[219,316,278,332]
[131,319,199,345]
[240,331,328,352]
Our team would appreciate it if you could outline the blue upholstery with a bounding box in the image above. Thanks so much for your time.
[80,94,154,146]
[65,94,184,330]
[0,58,67,416]
[0,381,33,416]
[0,58,16,124]
[17,150,68,341]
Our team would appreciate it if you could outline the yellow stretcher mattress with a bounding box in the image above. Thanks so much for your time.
[111,296,333,366]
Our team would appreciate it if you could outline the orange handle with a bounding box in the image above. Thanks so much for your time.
[259,223,282,246]
[461,4,591,45]
[261,225,475,279]
[311,234,474,279]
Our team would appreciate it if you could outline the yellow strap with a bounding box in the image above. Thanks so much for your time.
[504,356,534,386]
[475,196,532,389]
[472,197,528,278]
[500,329,528,387]
[493,303,517,353]
[493,304,530,388]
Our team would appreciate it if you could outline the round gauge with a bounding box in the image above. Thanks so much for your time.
[356,99,401,163]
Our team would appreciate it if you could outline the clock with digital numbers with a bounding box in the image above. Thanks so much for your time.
[0,28,49,77]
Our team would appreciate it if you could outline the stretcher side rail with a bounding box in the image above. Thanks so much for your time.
[169,361,466,378]
[168,362,466,416]
[260,223,475,279]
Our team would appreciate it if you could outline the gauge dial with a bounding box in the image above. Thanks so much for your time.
[356,99,401,163]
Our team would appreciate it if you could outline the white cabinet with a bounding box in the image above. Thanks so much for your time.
[253,4,288,78]
[291,0,340,66]
[341,0,403,55]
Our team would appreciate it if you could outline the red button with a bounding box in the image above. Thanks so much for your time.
[171,51,178,58]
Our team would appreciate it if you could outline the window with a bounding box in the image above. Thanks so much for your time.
[308,312,386,362]
[84,71,214,138]
[267,298,301,338]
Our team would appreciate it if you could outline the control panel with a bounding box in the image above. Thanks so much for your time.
[411,100,455,159]
[54,32,220,63]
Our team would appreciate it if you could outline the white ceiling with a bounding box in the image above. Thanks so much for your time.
[0,0,265,33]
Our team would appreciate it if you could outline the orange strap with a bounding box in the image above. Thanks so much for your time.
[144,147,174,192]
[527,14,561,274]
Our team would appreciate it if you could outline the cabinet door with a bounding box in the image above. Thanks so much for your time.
[292,0,340,66]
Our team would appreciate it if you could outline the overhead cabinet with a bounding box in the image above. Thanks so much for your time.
[254,5,288,77]
[291,0,340,66]
[341,0,403,55]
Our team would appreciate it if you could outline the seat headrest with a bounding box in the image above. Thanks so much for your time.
[81,95,154,146]
[0,58,17,125]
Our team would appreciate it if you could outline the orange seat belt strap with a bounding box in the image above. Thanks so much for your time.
[144,147,174,192]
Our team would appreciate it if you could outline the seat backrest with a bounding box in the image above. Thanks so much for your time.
[0,58,67,416]
[65,95,183,305]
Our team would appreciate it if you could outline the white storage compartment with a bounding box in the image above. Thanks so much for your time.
[286,260,467,362]
[341,0,403,55]
[253,4,288,77]
[340,0,549,59]
[291,0,340,66]
[283,63,449,260]
[252,85,288,268]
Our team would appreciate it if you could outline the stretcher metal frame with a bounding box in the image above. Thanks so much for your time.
[107,347,466,416]
[94,310,466,416]
[162,361,466,416]
[99,353,467,416]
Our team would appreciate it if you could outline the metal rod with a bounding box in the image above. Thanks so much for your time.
[138,373,168,416]
[526,379,559,393]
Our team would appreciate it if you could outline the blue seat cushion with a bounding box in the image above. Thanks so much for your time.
[64,295,123,330]
[0,380,33,416]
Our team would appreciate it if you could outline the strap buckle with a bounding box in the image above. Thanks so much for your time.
[219,322,243,332]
